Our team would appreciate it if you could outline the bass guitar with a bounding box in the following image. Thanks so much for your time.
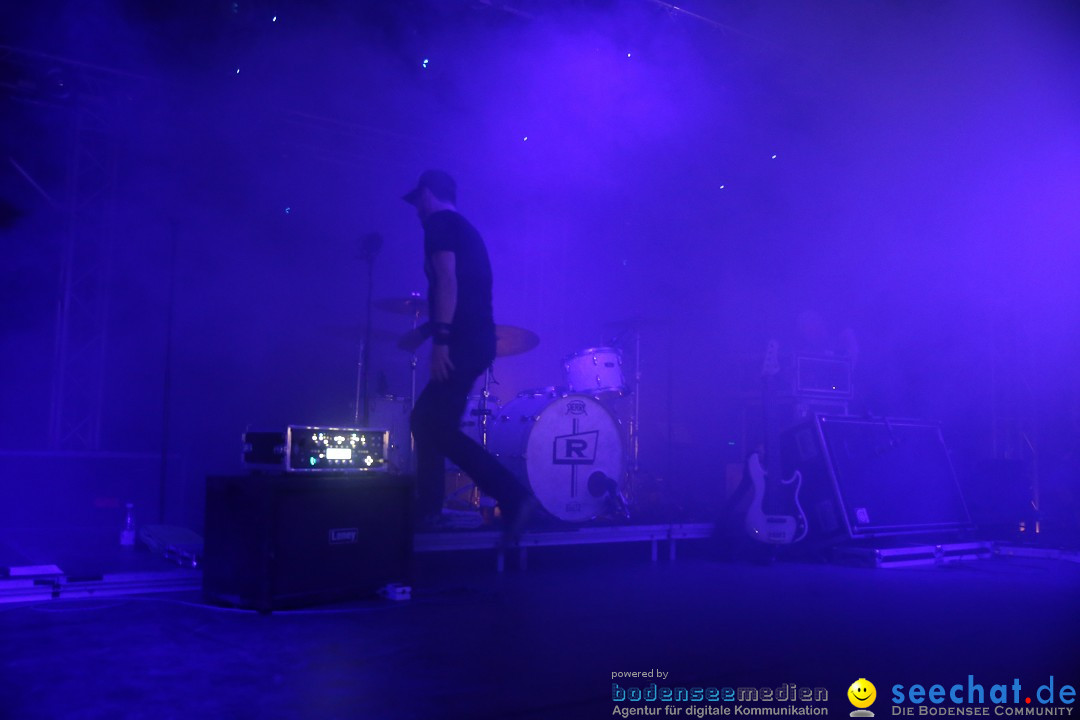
[744,452,808,544]
[745,338,808,544]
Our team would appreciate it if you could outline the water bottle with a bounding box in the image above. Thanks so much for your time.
[120,503,136,547]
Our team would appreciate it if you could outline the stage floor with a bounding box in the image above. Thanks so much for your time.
[2,542,1079,720]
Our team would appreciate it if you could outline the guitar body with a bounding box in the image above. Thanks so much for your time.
[745,452,808,545]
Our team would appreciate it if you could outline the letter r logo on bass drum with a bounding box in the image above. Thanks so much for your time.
[553,431,599,465]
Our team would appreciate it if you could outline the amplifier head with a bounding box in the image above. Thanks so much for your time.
[795,355,854,399]
[243,426,389,473]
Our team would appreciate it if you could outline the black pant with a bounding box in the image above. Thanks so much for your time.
[410,363,526,519]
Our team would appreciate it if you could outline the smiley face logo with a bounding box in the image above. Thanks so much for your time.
[848,678,877,710]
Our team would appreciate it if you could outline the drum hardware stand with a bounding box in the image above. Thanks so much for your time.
[355,233,383,426]
[358,343,371,427]
[618,326,641,521]
[465,364,499,510]
[352,232,384,427]
[630,325,642,474]
[407,296,423,470]
[441,364,499,514]
[605,321,644,477]
[604,321,643,519]
[478,364,497,448]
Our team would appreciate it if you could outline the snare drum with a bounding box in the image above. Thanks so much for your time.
[564,346,626,396]
[488,393,626,522]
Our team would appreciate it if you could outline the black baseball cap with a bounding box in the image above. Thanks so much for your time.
[402,169,457,205]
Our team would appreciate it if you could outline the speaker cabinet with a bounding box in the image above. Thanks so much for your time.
[781,415,972,540]
[203,473,412,612]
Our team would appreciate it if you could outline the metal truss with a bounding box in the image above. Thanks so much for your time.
[2,45,140,449]
[47,106,119,450]
[989,314,1040,527]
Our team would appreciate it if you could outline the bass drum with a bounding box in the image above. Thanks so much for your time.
[488,393,625,522]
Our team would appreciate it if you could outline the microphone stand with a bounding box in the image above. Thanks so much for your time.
[355,233,382,426]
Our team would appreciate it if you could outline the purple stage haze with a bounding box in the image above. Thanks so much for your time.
[0,0,1077,535]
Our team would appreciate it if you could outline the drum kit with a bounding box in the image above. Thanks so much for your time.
[363,295,648,525]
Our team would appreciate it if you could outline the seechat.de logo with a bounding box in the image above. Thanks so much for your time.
[849,679,878,718]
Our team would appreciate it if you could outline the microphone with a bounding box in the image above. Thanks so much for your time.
[588,471,617,498]
[588,471,630,519]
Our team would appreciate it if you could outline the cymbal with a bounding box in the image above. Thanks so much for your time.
[396,323,540,357]
[374,295,427,316]
[494,324,539,357]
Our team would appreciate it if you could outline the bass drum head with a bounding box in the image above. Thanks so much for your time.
[490,393,625,522]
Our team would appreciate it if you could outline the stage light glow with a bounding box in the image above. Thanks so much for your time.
[627,52,632,58]
[771,154,777,159]
[285,207,291,214]
[235,68,240,74]
[720,185,725,189]
[523,136,528,141]
[272,15,277,22]
[422,58,429,68]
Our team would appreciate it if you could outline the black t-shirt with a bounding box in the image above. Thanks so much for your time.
[423,210,496,369]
